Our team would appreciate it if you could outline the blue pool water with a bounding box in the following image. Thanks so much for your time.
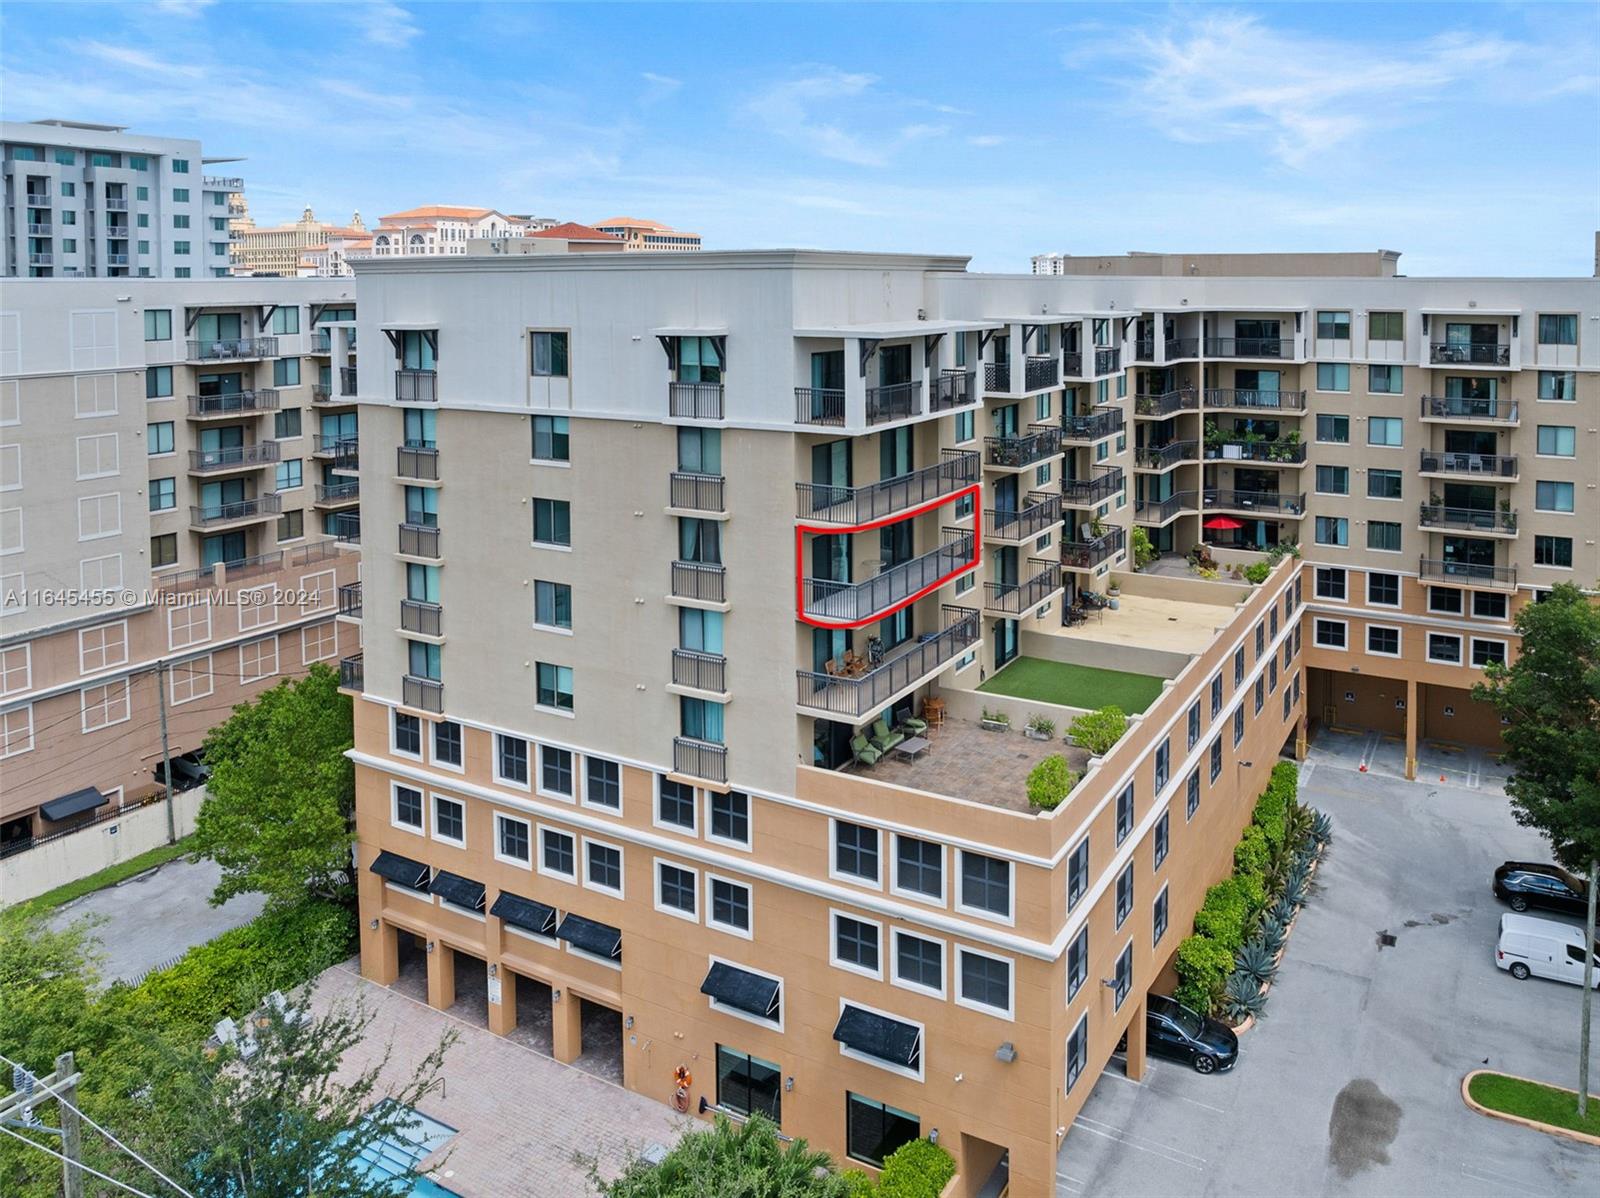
[352,1102,463,1197]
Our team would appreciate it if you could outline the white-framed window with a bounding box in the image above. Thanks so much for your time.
[890,833,945,906]
[238,636,279,683]
[830,909,883,979]
[537,824,576,881]
[584,837,625,897]
[835,997,924,1082]
[0,444,20,492]
[390,710,423,759]
[238,586,278,632]
[706,789,751,850]
[75,433,120,480]
[890,928,946,998]
[1427,586,1464,615]
[654,774,698,835]
[391,782,425,835]
[704,872,752,937]
[1366,625,1401,657]
[956,848,1014,924]
[77,493,121,541]
[73,373,118,418]
[79,555,121,596]
[169,655,214,705]
[0,507,21,556]
[1313,618,1347,650]
[298,569,336,613]
[954,946,1014,1020]
[494,733,530,789]
[831,819,881,888]
[1427,632,1463,664]
[1065,1012,1089,1092]
[581,754,622,812]
[81,679,131,732]
[167,598,212,650]
[301,620,338,663]
[431,794,467,847]
[538,744,576,801]
[654,858,699,921]
[1314,566,1346,601]
[0,704,33,758]
[1471,638,1508,669]
[78,621,129,674]
[492,811,532,866]
[0,644,32,696]
[704,954,785,1031]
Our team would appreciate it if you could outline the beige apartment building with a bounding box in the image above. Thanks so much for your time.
[0,277,360,856]
[594,216,703,251]
[231,206,364,277]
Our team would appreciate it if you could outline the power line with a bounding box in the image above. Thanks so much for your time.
[0,1123,159,1198]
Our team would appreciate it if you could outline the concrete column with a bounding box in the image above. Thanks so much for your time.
[361,919,399,985]
[552,987,583,1064]
[425,940,455,1011]
[1404,677,1418,780]
[487,964,517,1037]
[1295,711,1309,761]
[1123,995,1149,1082]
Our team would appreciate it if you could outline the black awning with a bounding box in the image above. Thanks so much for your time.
[556,913,622,960]
[833,1006,922,1069]
[369,850,430,891]
[489,892,558,937]
[700,961,780,1020]
[39,787,108,823]
[430,870,485,912]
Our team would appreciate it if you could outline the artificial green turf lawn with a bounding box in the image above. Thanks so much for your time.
[1468,1072,1600,1136]
[977,656,1164,714]
[19,836,194,912]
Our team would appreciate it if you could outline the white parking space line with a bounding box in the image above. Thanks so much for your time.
[1070,1114,1207,1171]
[1055,1170,1085,1193]
[1461,1161,1555,1195]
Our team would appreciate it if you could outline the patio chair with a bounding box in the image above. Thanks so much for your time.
[849,735,882,767]
[870,716,905,753]
[896,706,928,736]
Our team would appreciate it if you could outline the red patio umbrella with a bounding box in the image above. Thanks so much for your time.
[1204,516,1245,530]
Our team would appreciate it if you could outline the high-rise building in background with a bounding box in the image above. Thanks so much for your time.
[592,216,702,251]
[2,119,241,279]
[231,206,364,276]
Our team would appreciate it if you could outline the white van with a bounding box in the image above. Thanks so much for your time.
[1496,913,1600,987]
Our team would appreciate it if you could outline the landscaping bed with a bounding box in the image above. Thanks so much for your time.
[976,656,1164,713]
[1464,1070,1600,1141]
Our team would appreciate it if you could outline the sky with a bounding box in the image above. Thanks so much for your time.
[2,1,1598,276]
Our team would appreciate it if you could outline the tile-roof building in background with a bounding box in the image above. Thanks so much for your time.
[530,222,623,249]
[360,206,543,259]
[592,216,702,252]
[232,206,363,277]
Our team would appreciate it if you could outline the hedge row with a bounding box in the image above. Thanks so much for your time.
[844,1139,957,1197]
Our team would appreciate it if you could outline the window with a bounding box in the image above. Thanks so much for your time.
[536,662,574,711]
[432,795,464,845]
[1153,738,1170,790]
[717,1048,781,1123]
[1367,626,1400,656]
[146,477,175,512]
[1255,621,1266,660]
[532,498,570,545]
[174,242,190,256]
[1472,639,1507,668]
[953,409,974,443]
[1317,310,1351,341]
[658,777,695,830]
[541,745,574,797]
[657,862,697,915]
[1113,942,1133,1009]
[585,756,621,808]
[173,187,190,202]
[1116,783,1134,844]
[846,1094,919,1169]
[1154,886,1170,945]
[1187,702,1201,750]
[1315,566,1346,601]
[959,850,1011,919]
[1066,1015,1089,1092]
[78,623,128,673]
[1369,311,1403,341]
[145,367,173,399]
[1537,314,1577,345]
[1427,633,1462,664]
[833,914,880,975]
[531,579,572,630]
[1536,481,1574,512]
[151,533,177,567]
[1314,619,1347,649]
[894,835,943,901]
[1234,646,1245,686]
[1315,516,1348,547]
[1067,837,1089,909]
[1428,586,1463,615]
[532,415,569,461]
[1065,928,1090,1003]
[709,791,750,846]
[1153,811,1169,869]
[275,459,302,491]
[143,309,171,341]
[1368,364,1403,393]
[1367,521,1402,552]
[147,421,174,454]
[1368,468,1403,499]
[540,827,575,877]
[894,931,943,994]
[494,813,530,863]
[1186,770,1201,818]
[393,785,424,832]
[957,949,1012,1015]
[81,679,131,732]
[1210,738,1223,782]
[1473,592,1508,620]
[238,635,278,682]
[1538,371,1576,400]
[1254,675,1266,714]
[1115,862,1134,928]
[835,821,879,883]
[433,720,462,766]
[274,408,302,439]
[1315,465,1348,495]
[1368,417,1402,447]
[530,331,569,377]
[392,710,422,756]
[587,841,623,894]
[1537,426,1576,457]
[1210,672,1223,718]
[496,734,528,785]
[1535,535,1572,568]
[1368,572,1400,605]
[1316,414,1349,443]
[1233,705,1245,746]
[709,876,750,932]
[1316,363,1349,392]
[269,307,299,335]
[273,358,300,388]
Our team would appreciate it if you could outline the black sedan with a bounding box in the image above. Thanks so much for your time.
[1493,862,1588,917]
[1121,994,1240,1074]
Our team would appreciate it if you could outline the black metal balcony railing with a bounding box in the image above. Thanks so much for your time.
[985,425,1061,469]
[1430,342,1511,366]
[795,387,845,426]
[1133,388,1198,418]
[190,494,282,526]
[1203,489,1306,515]
[332,438,359,471]
[187,336,279,361]
[395,369,437,402]
[1202,388,1308,412]
[316,480,360,504]
[671,560,726,603]
[1418,451,1518,478]
[1165,337,1200,359]
[670,471,727,513]
[399,522,441,558]
[332,511,361,544]
[338,653,364,691]
[1093,347,1121,375]
[312,385,333,403]
[403,675,444,714]
[1061,408,1124,442]
[984,491,1063,541]
[795,605,979,719]
[1061,467,1124,507]
[188,442,280,472]
[673,736,727,784]
[340,366,358,396]
[669,381,725,420]
[796,450,979,525]
[1024,355,1060,391]
[1061,526,1126,570]
[1061,351,1083,377]
[1419,557,1517,588]
[401,599,443,637]
[337,582,362,618]
[801,528,974,624]
[929,369,977,413]
[1136,440,1199,470]
[187,389,280,417]
[397,444,439,480]
[1203,440,1307,464]
[984,558,1062,615]
[985,362,1011,393]
[309,331,332,353]
[866,381,922,425]
[1135,492,1191,523]
[1419,504,1518,534]
[1419,395,1519,423]
[672,648,728,694]
[1135,338,1155,361]
[1203,337,1294,359]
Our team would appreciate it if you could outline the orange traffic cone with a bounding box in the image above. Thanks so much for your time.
[1358,763,1367,772]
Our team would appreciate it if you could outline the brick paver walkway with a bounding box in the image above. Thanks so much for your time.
[310,959,688,1197]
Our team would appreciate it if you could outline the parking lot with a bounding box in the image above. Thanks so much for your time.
[1058,744,1597,1197]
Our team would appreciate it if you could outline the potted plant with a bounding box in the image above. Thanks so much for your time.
[1498,498,1515,529]
[979,706,1010,733]
[1024,713,1056,741]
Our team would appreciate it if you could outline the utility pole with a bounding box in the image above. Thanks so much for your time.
[1581,856,1596,1118]
[156,659,176,845]
[0,1051,84,1198]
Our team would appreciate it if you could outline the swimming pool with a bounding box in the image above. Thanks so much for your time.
[352,1102,463,1197]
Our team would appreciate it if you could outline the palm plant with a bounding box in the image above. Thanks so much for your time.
[1236,939,1279,984]
[1221,971,1267,1022]
[1270,897,1297,926]
[1285,876,1309,908]
[1257,917,1287,956]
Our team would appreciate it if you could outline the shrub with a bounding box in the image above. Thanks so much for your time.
[1026,712,1056,738]
[1221,972,1266,1022]
[1193,875,1264,949]
[1233,825,1270,879]
[1025,753,1079,811]
[1242,562,1272,585]
[1173,935,1233,1013]
[1235,940,1279,984]
[876,1139,957,1197]
[1131,525,1156,570]
[1067,706,1127,755]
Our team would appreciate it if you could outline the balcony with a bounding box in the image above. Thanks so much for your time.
[309,331,332,354]
[1135,440,1199,470]
[673,736,727,784]
[106,253,129,266]
[796,605,979,720]
[795,388,845,426]
[332,511,361,544]
[800,528,974,625]
[1203,439,1307,465]
[1060,408,1124,443]
[395,369,437,403]
[1061,467,1124,507]
[28,253,52,266]
[101,197,129,212]
[1418,505,1519,537]
[188,389,280,418]
[1430,342,1511,366]
[984,491,1063,543]
[403,675,444,714]
[1024,355,1060,392]
[204,175,245,190]
[314,480,360,506]
[1165,336,1200,359]
[929,369,977,412]
[1093,347,1121,375]
[1418,451,1518,480]
[398,522,441,558]
[190,494,282,528]
[25,193,50,206]
[984,361,1010,393]
[1203,489,1306,517]
[26,223,52,236]
[1061,526,1126,570]
[1419,557,1517,589]
[311,385,333,404]
[1136,492,1191,524]
[983,558,1062,616]
[1135,338,1155,362]
[1203,388,1308,413]
[671,648,728,696]
[1419,395,1519,425]
[866,380,923,425]
[338,653,364,692]
[397,445,439,481]
[401,599,443,637]
[1204,337,1295,359]
[669,381,724,420]
[671,560,726,604]
[188,442,280,473]
[1133,388,1198,418]
[332,438,359,471]
[985,425,1061,471]
[340,366,358,396]
[187,337,279,361]
[337,582,362,618]
[669,471,726,514]
[796,449,978,524]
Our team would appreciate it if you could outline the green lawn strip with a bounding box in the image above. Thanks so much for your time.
[19,836,195,912]
[1468,1072,1600,1136]
[977,656,1164,713]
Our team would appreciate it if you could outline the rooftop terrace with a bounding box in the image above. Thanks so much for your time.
[856,718,1093,813]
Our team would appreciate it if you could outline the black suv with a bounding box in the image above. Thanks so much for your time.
[1121,994,1240,1074]
[1493,862,1588,917]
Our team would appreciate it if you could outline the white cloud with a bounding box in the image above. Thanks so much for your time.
[640,71,682,105]
[77,41,206,79]
[968,134,1005,148]
[152,0,216,15]
[354,1,420,50]
[744,68,886,166]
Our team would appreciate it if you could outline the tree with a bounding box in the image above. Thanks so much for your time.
[1474,582,1600,1114]
[594,1114,852,1198]
[192,664,356,911]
